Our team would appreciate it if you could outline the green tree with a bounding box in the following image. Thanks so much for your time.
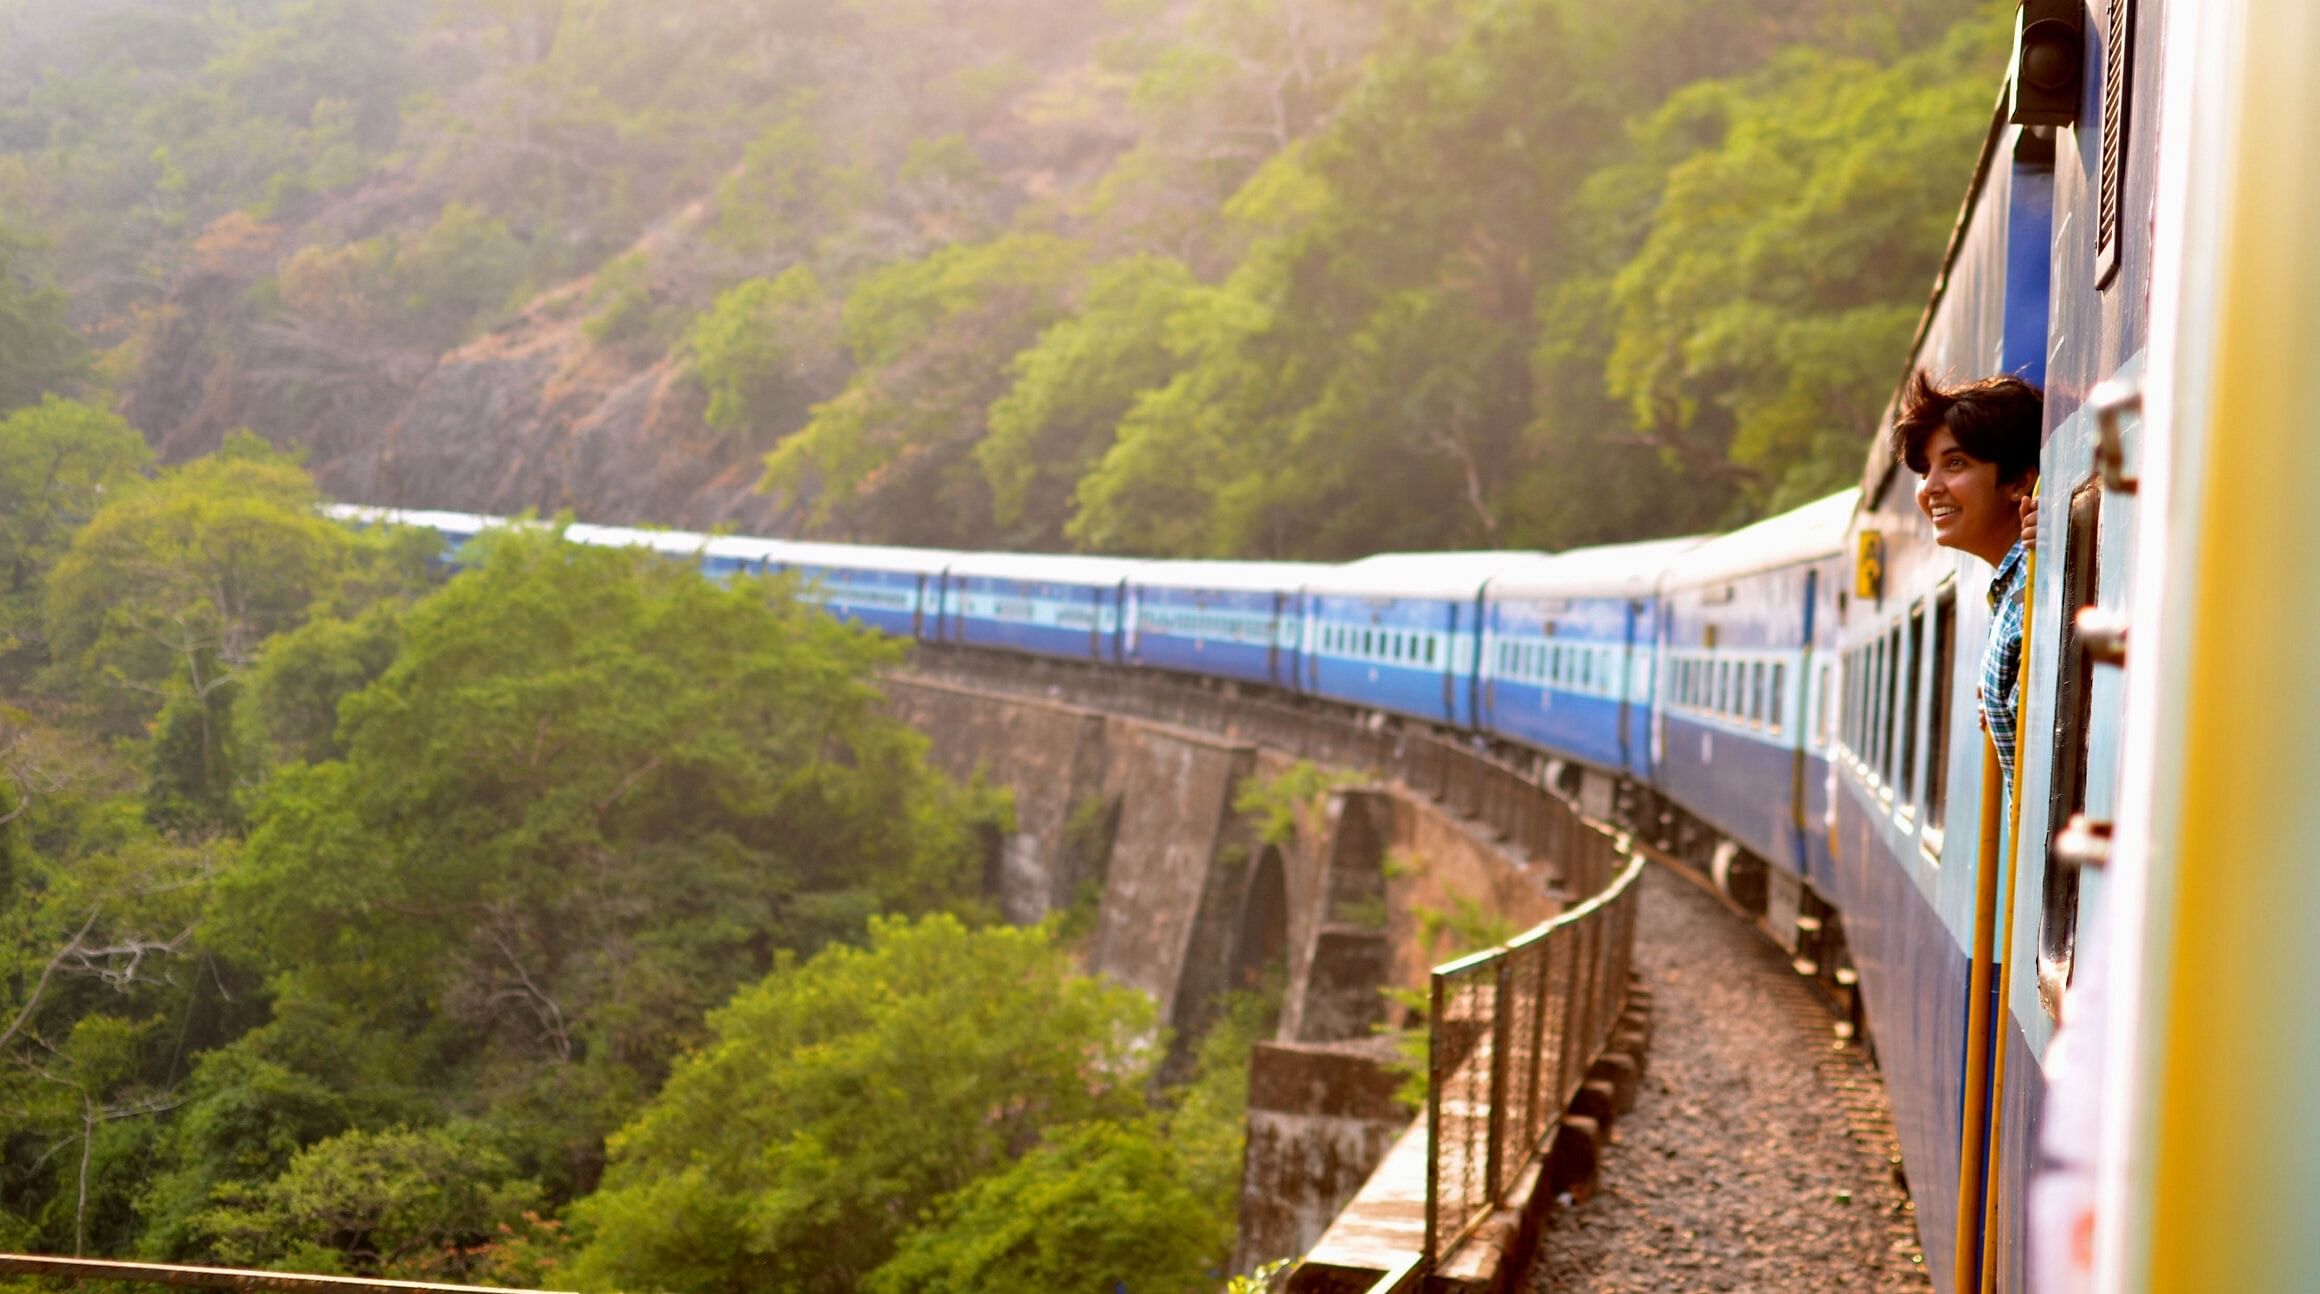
[683,266,847,449]
[1600,17,1999,511]
[761,234,1085,544]
[571,914,1156,1294]
[212,530,991,1195]
[0,223,87,412]
[0,397,151,687]
[40,433,397,827]
[0,716,224,1257]
[864,1119,1223,1294]
[977,254,1195,549]
[194,1124,543,1279]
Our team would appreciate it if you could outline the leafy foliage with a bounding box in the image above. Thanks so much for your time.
[196,1124,543,1279]
[0,224,88,412]
[213,528,991,1170]
[863,1118,1224,1294]
[571,913,1157,1294]
[0,397,150,687]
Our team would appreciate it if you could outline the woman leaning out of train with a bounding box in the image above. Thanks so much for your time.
[1893,370,2042,799]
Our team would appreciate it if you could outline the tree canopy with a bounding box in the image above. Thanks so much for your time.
[571,913,1160,1294]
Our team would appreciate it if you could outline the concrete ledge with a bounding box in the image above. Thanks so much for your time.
[1587,1052,1640,1115]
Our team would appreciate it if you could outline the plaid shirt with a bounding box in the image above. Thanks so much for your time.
[1981,541,2029,795]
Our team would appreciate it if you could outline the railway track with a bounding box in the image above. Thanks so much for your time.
[1529,861,1928,1293]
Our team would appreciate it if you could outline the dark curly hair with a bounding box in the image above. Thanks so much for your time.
[1892,370,2043,482]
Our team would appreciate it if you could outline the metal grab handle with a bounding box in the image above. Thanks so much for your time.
[2088,377,2142,495]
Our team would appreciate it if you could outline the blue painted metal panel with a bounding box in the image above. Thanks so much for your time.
[1481,591,1635,771]
[943,576,1122,664]
[1830,771,1974,1294]
[1302,593,1475,727]
[1128,585,1298,688]
[1658,713,1799,867]
[786,564,928,638]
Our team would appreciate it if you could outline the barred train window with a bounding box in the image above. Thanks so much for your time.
[1926,590,1958,832]
[1900,603,1925,809]
[1865,640,1883,779]
[1770,663,1785,735]
[2044,485,2104,1013]
[1882,625,1906,788]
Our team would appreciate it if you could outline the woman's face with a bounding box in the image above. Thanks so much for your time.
[1915,428,2024,565]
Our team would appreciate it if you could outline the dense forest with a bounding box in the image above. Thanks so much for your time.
[2,0,2004,557]
[0,403,1268,1287]
[0,0,2011,1286]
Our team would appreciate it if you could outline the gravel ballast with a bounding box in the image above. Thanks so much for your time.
[1531,864,1931,1293]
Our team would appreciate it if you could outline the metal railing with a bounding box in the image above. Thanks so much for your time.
[1424,844,1645,1262]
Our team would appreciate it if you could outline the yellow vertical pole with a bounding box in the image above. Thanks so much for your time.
[1979,522,2036,1294]
[1955,736,2005,1292]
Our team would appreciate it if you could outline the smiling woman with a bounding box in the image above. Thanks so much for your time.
[1891,371,2044,793]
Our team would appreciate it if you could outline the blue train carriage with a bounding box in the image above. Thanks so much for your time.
[1824,11,2154,1275]
[935,551,1144,664]
[751,539,957,639]
[1652,491,1855,933]
[1298,552,1538,730]
[1123,560,1322,691]
[1475,537,1706,807]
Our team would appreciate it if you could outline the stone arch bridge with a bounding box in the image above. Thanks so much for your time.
[886,648,1612,1270]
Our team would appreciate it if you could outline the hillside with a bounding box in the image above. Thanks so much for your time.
[1,0,2006,555]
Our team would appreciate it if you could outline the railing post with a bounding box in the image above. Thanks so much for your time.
[1425,970,1446,1263]
[1525,938,1552,1156]
[1485,955,1513,1202]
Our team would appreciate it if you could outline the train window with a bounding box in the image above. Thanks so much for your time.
[1869,637,1889,778]
[1770,663,1785,735]
[1363,629,1374,656]
[1925,589,1959,836]
[1854,649,1870,755]
[1750,662,1766,725]
[2043,485,2104,1014]
[1817,662,1834,746]
[1425,636,1437,666]
[1900,603,1926,808]
[1882,625,1907,789]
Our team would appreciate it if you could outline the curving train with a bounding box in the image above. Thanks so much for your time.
[328,1,2320,1289]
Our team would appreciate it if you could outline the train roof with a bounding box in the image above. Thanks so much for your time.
[749,539,957,575]
[562,522,724,557]
[322,504,515,535]
[944,550,1146,586]
[1301,551,1546,601]
[1661,490,1859,587]
[1129,559,1329,594]
[1483,536,1711,601]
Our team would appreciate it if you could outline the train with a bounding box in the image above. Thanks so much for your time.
[327,1,2320,1289]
